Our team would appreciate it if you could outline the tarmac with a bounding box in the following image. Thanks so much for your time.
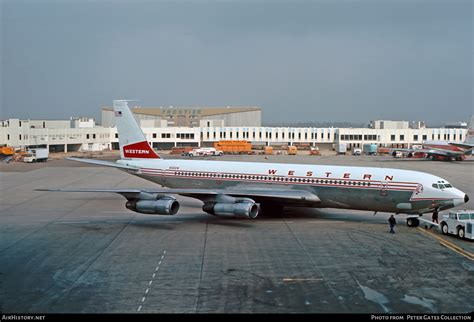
[1,154,473,313]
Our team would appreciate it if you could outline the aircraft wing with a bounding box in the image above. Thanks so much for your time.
[35,187,321,206]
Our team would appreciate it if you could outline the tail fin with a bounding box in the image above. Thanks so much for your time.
[113,100,160,159]
[465,115,474,145]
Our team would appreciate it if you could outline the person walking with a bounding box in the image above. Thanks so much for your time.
[388,215,396,234]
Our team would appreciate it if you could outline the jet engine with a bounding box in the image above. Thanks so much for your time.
[126,197,179,215]
[202,197,259,219]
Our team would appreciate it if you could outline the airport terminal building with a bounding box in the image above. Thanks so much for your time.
[0,106,469,153]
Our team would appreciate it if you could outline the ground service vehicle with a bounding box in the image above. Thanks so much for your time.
[440,210,474,240]
[352,148,362,156]
[24,148,49,163]
[337,143,347,155]
[288,146,297,155]
[213,141,251,154]
[394,151,403,158]
[186,148,223,157]
[363,144,378,155]
[264,146,273,155]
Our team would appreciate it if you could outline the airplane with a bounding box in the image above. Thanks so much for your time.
[391,117,474,161]
[37,100,470,226]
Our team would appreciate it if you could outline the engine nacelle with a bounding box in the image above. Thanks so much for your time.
[203,200,259,219]
[126,197,179,215]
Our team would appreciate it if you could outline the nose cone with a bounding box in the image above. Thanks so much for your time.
[453,193,469,207]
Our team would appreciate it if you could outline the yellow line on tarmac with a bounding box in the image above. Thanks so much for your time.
[417,228,465,253]
[417,227,474,261]
[438,241,474,261]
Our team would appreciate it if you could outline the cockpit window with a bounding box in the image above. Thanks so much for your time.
[432,183,452,189]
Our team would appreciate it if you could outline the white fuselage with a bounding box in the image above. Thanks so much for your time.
[117,158,466,214]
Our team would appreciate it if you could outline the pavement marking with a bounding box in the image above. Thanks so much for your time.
[283,278,323,282]
[417,227,474,256]
[105,220,132,223]
[137,249,167,312]
[438,242,474,261]
[55,221,91,224]
[417,228,474,261]
[306,221,346,224]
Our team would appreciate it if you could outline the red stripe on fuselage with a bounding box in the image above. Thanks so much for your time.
[137,168,417,191]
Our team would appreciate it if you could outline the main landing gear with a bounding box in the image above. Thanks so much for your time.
[406,217,420,227]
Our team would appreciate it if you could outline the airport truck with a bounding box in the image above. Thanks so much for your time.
[410,210,474,240]
[24,148,49,163]
[439,210,474,240]
[363,143,378,155]
[336,143,347,155]
[186,147,223,157]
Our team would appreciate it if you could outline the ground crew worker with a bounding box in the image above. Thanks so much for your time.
[388,215,396,234]
[432,210,439,224]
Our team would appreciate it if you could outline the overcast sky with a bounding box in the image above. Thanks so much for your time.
[1,0,472,125]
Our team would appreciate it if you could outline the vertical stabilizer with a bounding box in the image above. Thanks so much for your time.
[113,100,160,159]
[466,115,474,145]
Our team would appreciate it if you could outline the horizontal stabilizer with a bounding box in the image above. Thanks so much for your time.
[65,157,138,170]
